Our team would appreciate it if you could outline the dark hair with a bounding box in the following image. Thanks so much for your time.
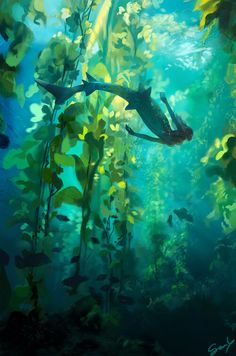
[185,127,193,141]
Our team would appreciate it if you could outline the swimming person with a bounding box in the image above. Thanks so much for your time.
[36,73,193,146]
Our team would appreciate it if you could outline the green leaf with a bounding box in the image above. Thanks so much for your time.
[0,71,16,96]
[10,285,31,310]
[26,83,39,98]
[64,102,85,118]
[50,135,63,154]
[14,285,30,298]
[54,153,75,167]
[6,23,34,67]
[53,43,67,66]
[29,0,47,24]
[106,243,116,251]
[53,186,82,208]
[33,125,54,140]
[93,213,104,229]
[15,83,25,107]
[109,260,121,270]
[92,63,111,82]
[195,0,220,29]
[99,250,109,257]
[74,155,87,188]
[61,135,73,153]
[52,173,63,190]
[42,168,53,183]
[16,180,39,194]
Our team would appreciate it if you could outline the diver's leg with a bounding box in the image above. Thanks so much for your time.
[125,125,163,143]
[160,92,183,130]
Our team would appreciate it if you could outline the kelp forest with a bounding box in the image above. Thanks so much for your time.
[0,0,236,355]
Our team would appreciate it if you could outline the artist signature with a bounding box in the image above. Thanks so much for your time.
[208,337,235,356]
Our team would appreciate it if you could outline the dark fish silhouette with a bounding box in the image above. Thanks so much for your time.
[70,255,80,263]
[167,214,173,227]
[0,248,10,266]
[173,208,194,223]
[100,284,111,292]
[96,274,107,281]
[91,237,100,244]
[15,252,51,269]
[52,247,62,253]
[62,275,88,287]
[110,276,120,284]
[56,214,70,222]
[0,133,10,149]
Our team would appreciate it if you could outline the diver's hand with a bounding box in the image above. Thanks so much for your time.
[125,125,135,136]
[160,92,167,103]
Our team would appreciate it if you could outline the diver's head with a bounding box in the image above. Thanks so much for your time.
[185,126,193,141]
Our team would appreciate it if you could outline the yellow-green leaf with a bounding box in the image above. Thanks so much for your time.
[92,63,111,83]
[110,124,120,131]
[215,151,225,161]
[118,181,126,189]
[78,126,89,140]
[98,165,105,174]
[194,0,221,29]
[100,134,108,140]
[128,214,135,224]
[108,186,116,196]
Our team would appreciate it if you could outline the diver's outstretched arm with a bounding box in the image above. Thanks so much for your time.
[160,92,183,130]
[125,125,163,143]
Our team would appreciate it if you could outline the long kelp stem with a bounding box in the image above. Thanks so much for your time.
[42,1,96,239]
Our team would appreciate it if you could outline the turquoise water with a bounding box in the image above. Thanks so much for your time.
[1,0,236,355]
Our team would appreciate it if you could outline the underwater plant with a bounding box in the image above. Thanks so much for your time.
[195,0,236,236]
[0,0,44,147]
[2,0,102,310]
[2,1,236,355]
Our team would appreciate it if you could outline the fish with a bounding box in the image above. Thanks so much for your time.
[110,276,120,284]
[96,274,107,281]
[100,284,111,292]
[56,214,70,222]
[0,248,10,266]
[52,247,62,253]
[118,295,134,305]
[15,252,51,269]
[167,214,173,227]
[173,208,194,223]
[62,275,89,287]
[36,73,193,146]
[91,237,100,244]
[0,133,10,149]
[70,255,80,263]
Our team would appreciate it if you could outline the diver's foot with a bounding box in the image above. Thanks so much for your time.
[125,125,135,136]
[160,92,167,103]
